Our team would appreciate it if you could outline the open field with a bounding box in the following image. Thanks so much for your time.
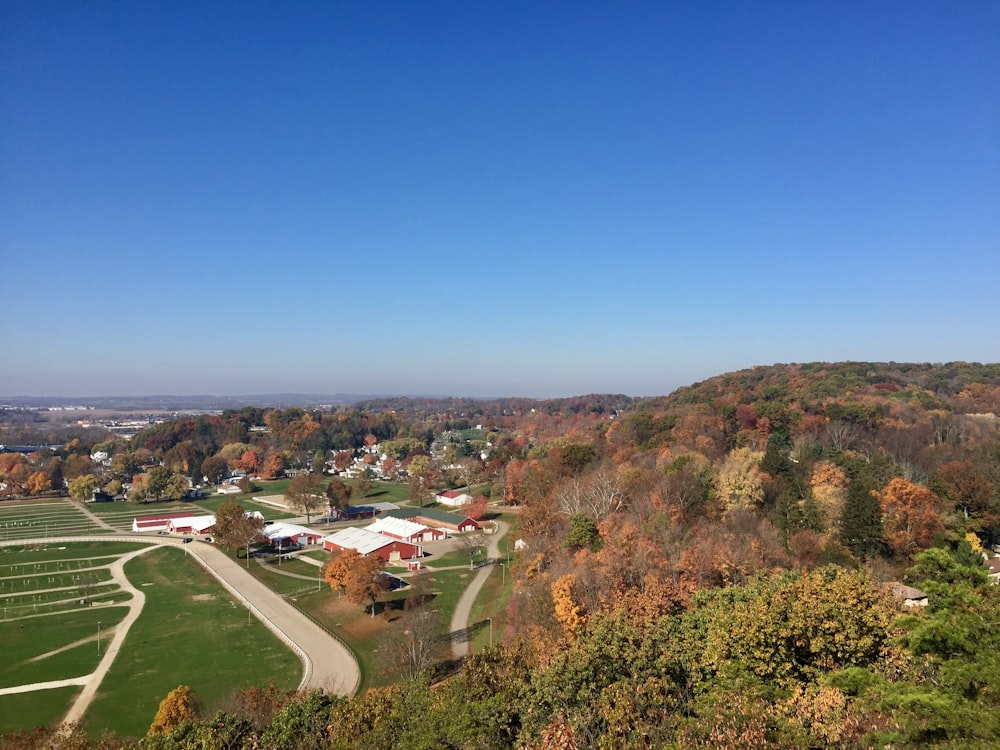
[0,540,302,739]
[0,687,80,735]
[0,500,112,539]
[1,606,130,688]
[85,546,301,738]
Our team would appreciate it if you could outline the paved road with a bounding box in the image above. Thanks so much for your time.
[1,534,360,700]
[450,520,508,659]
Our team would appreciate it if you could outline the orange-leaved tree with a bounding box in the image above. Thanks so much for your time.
[325,549,361,594]
[876,478,946,558]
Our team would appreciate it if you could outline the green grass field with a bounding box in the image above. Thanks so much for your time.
[83,546,301,738]
[0,500,111,539]
[0,539,302,740]
[1,606,130,688]
[0,687,81,735]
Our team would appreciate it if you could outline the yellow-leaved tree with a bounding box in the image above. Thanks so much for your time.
[810,461,849,530]
[551,573,586,642]
[148,685,200,736]
[714,447,765,514]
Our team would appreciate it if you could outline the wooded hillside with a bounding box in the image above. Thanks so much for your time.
[4,361,1000,748]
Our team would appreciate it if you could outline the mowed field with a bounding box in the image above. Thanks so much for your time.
[0,532,301,738]
[0,499,113,540]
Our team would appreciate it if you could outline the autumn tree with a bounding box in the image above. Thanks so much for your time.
[344,553,390,617]
[213,502,265,562]
[325,477,352,514]
[333,450,354,472]
[930,460,999,541]
[876,478,946,558]
[466,494,488,521]
[260,450,286,480]
[354,467,375,498]
[324,549,361,594]
[26,471,52,495]
[201,455,229,484]
[284,471,325,522]
[810,461,849,531]
[504,459,527,505]
[163,472,190,501]
[237,449,260,476]
[551,573,587,642]
[68,474,100,502]
[715,447,766,515]
[148,685,200,736]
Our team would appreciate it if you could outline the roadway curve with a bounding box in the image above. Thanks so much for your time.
[1,534,360,701]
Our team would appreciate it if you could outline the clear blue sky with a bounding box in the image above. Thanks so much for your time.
[2,1,997,399]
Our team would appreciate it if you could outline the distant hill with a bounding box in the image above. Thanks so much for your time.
[0,394,376,411]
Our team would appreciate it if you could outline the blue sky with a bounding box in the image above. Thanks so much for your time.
[2,1,997,399]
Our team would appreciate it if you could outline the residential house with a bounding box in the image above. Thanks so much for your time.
[887,582,929,608]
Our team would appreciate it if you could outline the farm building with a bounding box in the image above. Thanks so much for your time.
[367,516,446,544]
[325,501,399,522]
[386,507,481,533]
[323,527,422,562]
[263,522,324,547]
[435,490,473,507]
[167,515,217,534]
[132,512,197,533]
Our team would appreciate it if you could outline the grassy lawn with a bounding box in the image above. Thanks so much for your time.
[0,541,147,565]
[249,558,325,598]
[0,606,130,688]
[424,545,487,569]
[84,546,301,739]
[0,499,110,538]
[0,687,81,735]
[468,563,514,652]
[191,496,295,521]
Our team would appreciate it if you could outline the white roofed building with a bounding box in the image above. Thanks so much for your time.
[323,527,422,562]
[367,516,446,544]
[263,522,324,547]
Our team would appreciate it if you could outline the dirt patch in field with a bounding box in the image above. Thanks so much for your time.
[190,593,215,601]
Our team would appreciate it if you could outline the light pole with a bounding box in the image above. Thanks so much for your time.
[487,617,493,649]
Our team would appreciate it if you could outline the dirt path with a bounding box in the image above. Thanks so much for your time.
[61,545,156,726]
[71,501,119,532]
[450,520,508,659]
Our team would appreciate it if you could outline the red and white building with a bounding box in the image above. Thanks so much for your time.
[323,527,422,562]
[166,514,217,534]
[367,516,446,544]
[263,522,324,548]
[132,512,197,533]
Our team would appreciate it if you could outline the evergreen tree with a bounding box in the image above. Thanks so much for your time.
[839,478,883,559]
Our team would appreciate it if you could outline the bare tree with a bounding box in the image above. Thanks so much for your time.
[379,607,446,681]
[555,467,624,520]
